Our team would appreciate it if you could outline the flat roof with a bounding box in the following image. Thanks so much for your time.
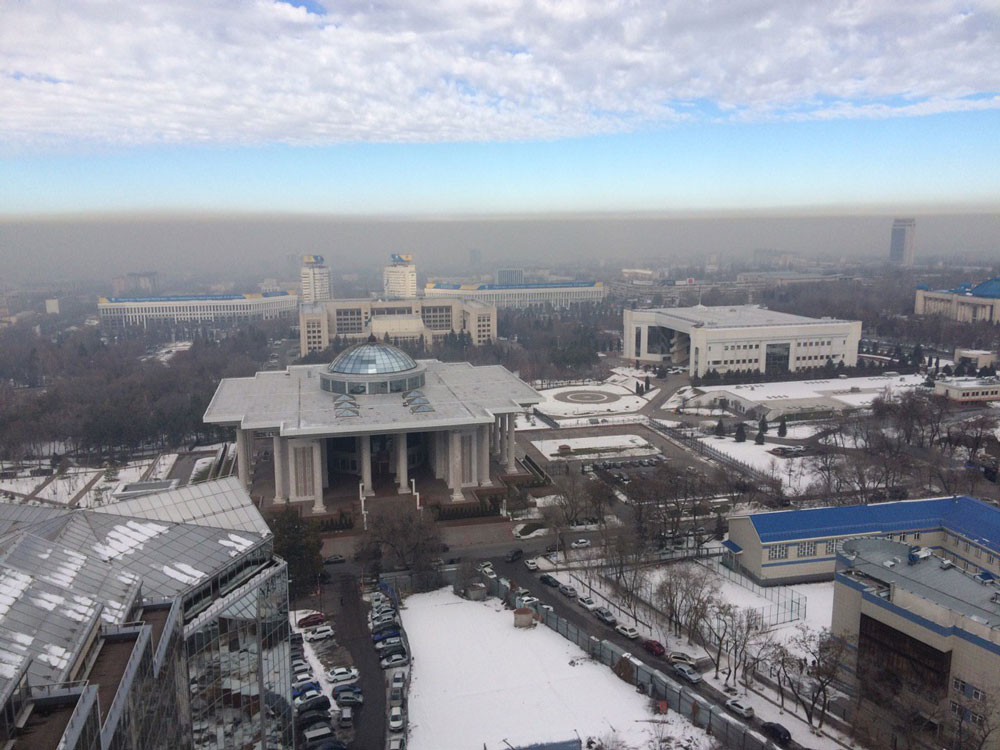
[426,281,601,290]
[693,373,924,408]
[842,537,1000,626]
[744,496,1000,555]
[635,304,854,329]
[99,291,293,304]
[89,636,139,724]
[203,359,542,436]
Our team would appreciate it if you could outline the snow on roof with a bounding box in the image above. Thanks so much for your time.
[744,496,1000,554]
[694,373,923,407]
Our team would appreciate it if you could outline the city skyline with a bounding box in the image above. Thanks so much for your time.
[1,1,999,216]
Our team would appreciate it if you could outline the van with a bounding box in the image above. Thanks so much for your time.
[338,706,354,728]
[301,725,334,745]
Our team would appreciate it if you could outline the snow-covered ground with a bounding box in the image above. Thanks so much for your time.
[0,475,44,496]
[781,424,824,440]
[536,383,657,417]
[530,434,658,461]
[403,588,714,750]
[514,413,551,431]
[34,469,101,504]
[699,437,819,493]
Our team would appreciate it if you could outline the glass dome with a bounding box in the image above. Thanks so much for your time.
[328,342,417,375]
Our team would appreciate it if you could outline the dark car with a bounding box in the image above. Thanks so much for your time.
[290,632,304,644]
[332,683,362,697]
[504,548,524,562]
[323,554,346,565]
[544,543,559,553]
[539,574,560,587]
[335,691,363,707]
[295,710,331,731]
[761,722,792,745]
[296,613,325,628]
[296,695,331,715]
[372,629,401,643]
[642,639,666,657]
[380,644,408,659]
[292,681,320,698]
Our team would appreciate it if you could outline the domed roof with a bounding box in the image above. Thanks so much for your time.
[328,341,417,375]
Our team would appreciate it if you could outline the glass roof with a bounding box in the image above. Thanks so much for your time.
[328,343,417,376]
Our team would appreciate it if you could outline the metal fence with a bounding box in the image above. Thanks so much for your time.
[476,572,775,750]
[696,557,807,628]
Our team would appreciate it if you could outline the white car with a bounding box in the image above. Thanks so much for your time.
[476,561,494,572]
[519,596,540,607]
[570,538,592,549]
[577,596,599,611]
[325,666,359,685]
[389,706,405,732]
[390,671,406,690]
[375,637,403,652]
[292,689,321,708]
[524,558,539,571]
[725,697,755,719]
[381,653,409,669]
[615,624,640,639]
[303,625,334,642]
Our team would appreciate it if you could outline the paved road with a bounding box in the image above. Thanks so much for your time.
[329,572,386,750]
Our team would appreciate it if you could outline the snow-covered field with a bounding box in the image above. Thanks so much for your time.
[536,384,657,417]
[514,413,551,431]
[699,437,819,493]
[34,469,101,504]
[0,475,44,496]
[781,424,823,440]
[404,588,714,750]
[148,453,179,480]
[531,434,658,461]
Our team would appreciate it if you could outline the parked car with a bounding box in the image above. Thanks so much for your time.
[389,706,405,732]
[539,574,560,587]
[577,596,599,611]
[291,659,310,673]
[544,543,559,553]
[389,685,404,707]
[615,624,640,639]
[335,691,363,707]
[293,689,322,708]
[323,554,346,565]
[724,697,754,719]
[518,596,540,607]
[476,561,494,572]
[332,684,362,697]
[761,722,792,745]
[524,558,539,571]
[372,629,400,643]
[380,644,408,659]
[391,671,406,690]
[325,666,359,685]
[295,710,331,731]
[558,583,577,598]
[304,626,335,642]
[371,616,400,632]
[593,607,616,626]
[293,681,321,699]
[296,613,325,628]
[570,538,591,549]
[504,548,524,562]
[381,652,409,669]
[642,639,665,657]
[290,632,304,645]
[673,663,702,684]
[667,651,696,667]
[388,738,406,750]
[375,636,403,652]
[298,694,332,714]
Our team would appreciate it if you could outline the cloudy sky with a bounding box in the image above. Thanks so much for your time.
[1,0,999,215]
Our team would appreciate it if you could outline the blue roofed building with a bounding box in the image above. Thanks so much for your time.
[726,496,1000,586]
[915,277,1000,324]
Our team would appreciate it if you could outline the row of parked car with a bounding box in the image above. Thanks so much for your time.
[368,591,409,748]
[288,625,353,750]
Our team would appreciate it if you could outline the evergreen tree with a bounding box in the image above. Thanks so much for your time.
[759,416,769,434]
[735,423,746,442]
[644,375,651,390]
[714,419,725,437]
[777,416,787,437]
[754,429,765,445]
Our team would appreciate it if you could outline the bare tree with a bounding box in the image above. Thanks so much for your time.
[774,626,853,729]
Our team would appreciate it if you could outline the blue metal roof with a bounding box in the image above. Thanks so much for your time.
[104,291,290,303]
[970,278,1000,299]
[748,496,1000,554]
[722,539,743,554]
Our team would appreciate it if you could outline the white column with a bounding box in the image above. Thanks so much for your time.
[499,415,507,459]
[272,436,287,503]
[360,435,373,497]
[505,414,516,472]
[639,324,649,359]
[396,433,409,493]
[236,429,249,489]
[478,424,491,486]
[493,417,501,454]
[448,430,463,501]
[320,438,328,489]
[311,440,325,515]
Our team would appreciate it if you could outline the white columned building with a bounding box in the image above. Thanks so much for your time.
[205,339,541,513]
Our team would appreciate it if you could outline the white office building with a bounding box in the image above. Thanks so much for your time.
[384,254,418,298]
[300,258,332,303]
[624,305,861,377]
[98,292,298,329]
[425,281,606,308]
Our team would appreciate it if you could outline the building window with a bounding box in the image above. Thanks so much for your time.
[768,545,788,560]
[914,532,921,540]
[824,540,837,555]
[954,678,967,693]
[797,541,816,557]
[973,687,986,702]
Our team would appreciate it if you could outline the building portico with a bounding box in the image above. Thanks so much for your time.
[205,340,540,513]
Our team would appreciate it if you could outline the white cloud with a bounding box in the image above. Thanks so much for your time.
[0,0,997,149]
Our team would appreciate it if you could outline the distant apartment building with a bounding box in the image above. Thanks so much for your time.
[299,255,332,303]
[98,291,298,330]
[933,377,1000,404]
[0,478,292,750]
[111,271,159,297]
[496,268,524,285]
[424,280,606,308]
[299,296,497,356]
[383,254,418,298]
[624,305,861,377]
[915,278,1000,324]
[889,218,916,265]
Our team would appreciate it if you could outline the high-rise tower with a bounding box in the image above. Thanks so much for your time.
[889,218,916,266]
